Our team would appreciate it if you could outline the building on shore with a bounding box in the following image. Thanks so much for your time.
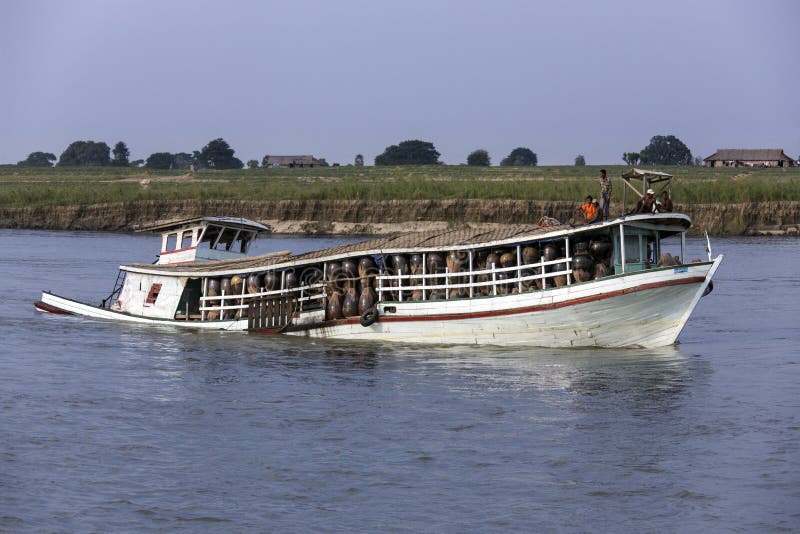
[263,155,323,168]
[703,149,795,168]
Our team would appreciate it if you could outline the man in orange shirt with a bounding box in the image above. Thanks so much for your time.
[579,196,598,223]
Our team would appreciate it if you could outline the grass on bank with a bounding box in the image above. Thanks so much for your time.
[0,164,798,207]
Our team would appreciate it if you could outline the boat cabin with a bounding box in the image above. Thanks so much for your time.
[138,216,272,265]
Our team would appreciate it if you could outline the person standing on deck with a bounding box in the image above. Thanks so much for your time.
[598,169,612,220]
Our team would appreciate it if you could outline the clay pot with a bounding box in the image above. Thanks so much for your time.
[500,252,516,268]
[342,287,359,317]
[231,275,244,294]
[408,254,423,275]
[206,278,221,318]
[206,278,220,297]
[264,271,278,291]
[341,259,358,279]
[573,254,594,271]
[485,252,500,269]
[327,291,343,320]
[427,252,445,273]
[246,273,263,293]
[358,286,376,315]
[390,254,409,275]
[359,256,376,277]
[543,244,558,262]
[522,246,539,265]
[590,240,612,260]
[574,240,589,253]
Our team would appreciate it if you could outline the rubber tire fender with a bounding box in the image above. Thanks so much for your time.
[702,280,714,297]
[360,306,379,327]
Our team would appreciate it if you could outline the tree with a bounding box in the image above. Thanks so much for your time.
[574,154,586,166]
[172,152,195,170]
[111,141,130,166]
[145,152,174,169]
[374,140,440,165]
[354,154,364,166]
[639,135,693,165]
[247,159,259,169]
[57,140,111,166]
[130,159,144,167]
[196,138,244,169]
[17,151,57,167]
[467,149,490,166]
[622,152,640,165]
[500,147,537,166]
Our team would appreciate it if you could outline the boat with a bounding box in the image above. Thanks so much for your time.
[34,171,723,348]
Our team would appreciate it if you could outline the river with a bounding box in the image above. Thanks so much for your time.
[0,230,798,532]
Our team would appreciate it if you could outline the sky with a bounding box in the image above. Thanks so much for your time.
[2,0,798,166]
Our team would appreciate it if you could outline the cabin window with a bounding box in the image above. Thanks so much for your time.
[181,232,193,249]
[166,233,178,251]
[145,283,162,305]
[624,235,641,263]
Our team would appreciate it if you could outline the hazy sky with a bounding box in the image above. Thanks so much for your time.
[2,0,798,166]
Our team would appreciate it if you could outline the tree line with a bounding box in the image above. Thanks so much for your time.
[16,134,701,168]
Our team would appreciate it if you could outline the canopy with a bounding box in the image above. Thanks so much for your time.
[620,168,673,213]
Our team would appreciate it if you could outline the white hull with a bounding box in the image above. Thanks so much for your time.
[37,256,721,348]
[287,257,721,348]
[36,292,248,331]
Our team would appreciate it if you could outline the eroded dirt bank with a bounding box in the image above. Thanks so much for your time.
[1,199,799,236]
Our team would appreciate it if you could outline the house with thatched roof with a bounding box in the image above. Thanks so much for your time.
[703,148,794,168]
[263,155,322,168]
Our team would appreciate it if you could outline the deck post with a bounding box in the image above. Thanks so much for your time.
[239,277,246,318]
[516,245,522,293]
[620,225,627,274]
[468,250,474,299]
[444,267,449,299]
[422,253,426,301]
[541,256,546,289]
[565,237,571,285]
[492,262,497,296]
[680,231,686,264]
[397,272,403,302]
[201,277,208,321]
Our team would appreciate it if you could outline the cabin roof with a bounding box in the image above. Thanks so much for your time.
[136,216,272,233]
[122,214,691,277]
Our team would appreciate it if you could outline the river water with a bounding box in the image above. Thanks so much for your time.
[0,230,798,532]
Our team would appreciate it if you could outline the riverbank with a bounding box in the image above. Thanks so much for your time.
[1,165,798,236]
[1,198,798,236]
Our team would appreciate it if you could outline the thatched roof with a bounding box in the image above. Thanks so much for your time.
[704,149,793,162]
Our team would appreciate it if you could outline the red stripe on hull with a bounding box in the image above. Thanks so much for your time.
[34,300,75,315]
[267,275,707,333]
[380,275,707,323]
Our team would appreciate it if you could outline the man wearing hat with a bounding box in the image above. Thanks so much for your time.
[635,188,657,213]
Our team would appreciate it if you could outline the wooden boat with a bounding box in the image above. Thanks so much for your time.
[34,173,722,348]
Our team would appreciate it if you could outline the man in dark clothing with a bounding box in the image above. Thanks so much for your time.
[657,191,674,212]
[598,169,612,220]
[635,188,657,213]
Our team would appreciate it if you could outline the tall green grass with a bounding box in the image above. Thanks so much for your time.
[0,164,798,207]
